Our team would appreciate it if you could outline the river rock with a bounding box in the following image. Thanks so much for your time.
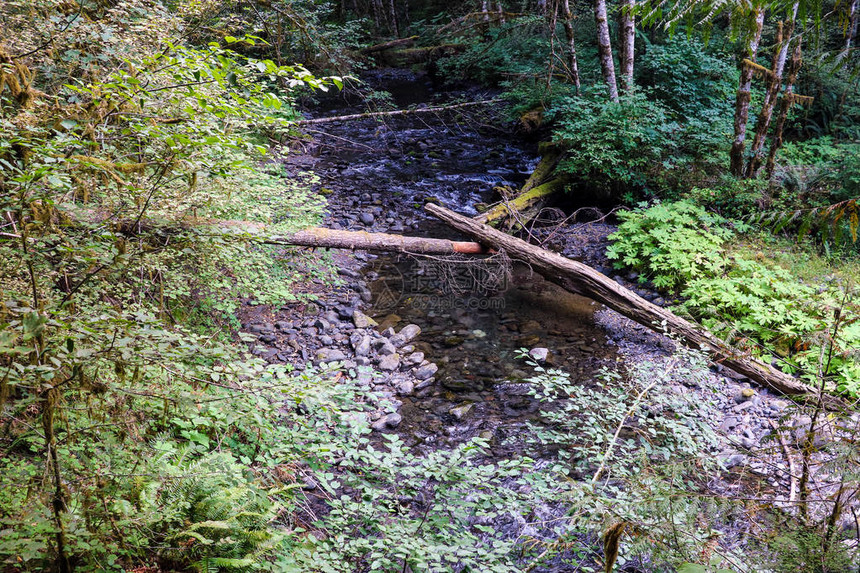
[414,362,438,380]
[529,347,549,362]
[390,324,421,347]
[371,412,402,431]
[352,309,378,328]
[395,380,415,395]
[352,335,371,357]
[404,351,425,366]
[316,348,346,363]
[734,387,756,403]
[378,353,401,371]
[373,338,397,356]
[449,403,473,420]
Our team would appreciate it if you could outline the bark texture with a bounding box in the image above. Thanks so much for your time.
[426,203,845,408]
[766,42,803,177]
[730,7,765,177]
[619,0,635,91]
[560,0,581,90]
[747,2,799,177]
[592,0,619,101]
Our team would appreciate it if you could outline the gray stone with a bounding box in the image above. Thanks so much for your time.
[352,310,378,328]
[528,347,549,362]
[390,324,421,347]
[414,362,438,380]
[449,403,473,420]
[353,335,371,357]
[371,412,402,431]
[359,212,375,225]
[247,323,273,334]
[373,339,397,356]
[415,377,435,390]
[316,348,346,363]
[319,335,334,346]
[395,380,415,395]
[404,351,425,366]
[733,401,755,413]
[378,353,401,371]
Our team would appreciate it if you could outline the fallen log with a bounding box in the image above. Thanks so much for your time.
[361,35,419,54]
[426,202,846,408]
[476,145,564,227]
[294,98,499,126]
[54,205,488,255]
[260,227,486,255]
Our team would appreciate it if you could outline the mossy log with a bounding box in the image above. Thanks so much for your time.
[361,36,420,54]
[475,179,563,228]
[475,146,564,227]
[427,202,847,409]
[383,44,465,65]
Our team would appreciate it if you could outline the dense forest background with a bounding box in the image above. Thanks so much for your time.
[1,0,860,571]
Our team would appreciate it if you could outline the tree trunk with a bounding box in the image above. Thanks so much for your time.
[387,0,399,36]
[847,0,859,54]
[593,0,619,101]
[766,42,803,177]
[425,203,845,408]
[747,2,800,177]
[619,0,635,92]
[730,6,765,177]
[560,0,581,90]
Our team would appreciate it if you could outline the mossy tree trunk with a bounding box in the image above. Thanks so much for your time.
[730,6,765,177]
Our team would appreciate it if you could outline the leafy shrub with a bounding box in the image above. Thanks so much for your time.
[548,88,681,197]
[606,201,735,290]
[606,201,860,394]
[688,177,767,219]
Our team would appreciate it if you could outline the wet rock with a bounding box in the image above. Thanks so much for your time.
[378,353,401,371]
[734,388,756,403]
[390,324,421,347]
[443,336,464,347]
[529,347,549,362]
[449,403,473,420]
[395,380,415,395]
[260,334,277,344]
[247,323,273,334]
[373,339,397,356]
[352,310,378,328]
[404,351,425,366]
[371,412,402,431]
[415,377,435,390]
[275,321,292,331]
[352,335,371,357]
[414,362,438,380]
[359,212,375,225]
[316,348,346,363]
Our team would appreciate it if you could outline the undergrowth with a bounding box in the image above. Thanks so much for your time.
[606,201,860,394]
